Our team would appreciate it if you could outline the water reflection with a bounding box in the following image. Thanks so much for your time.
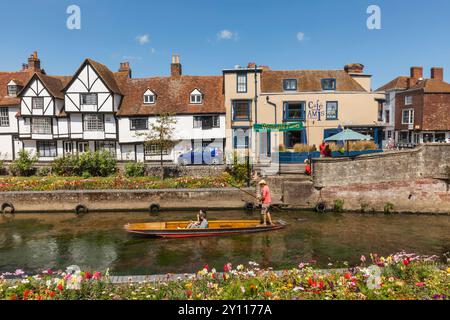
[0,211,449,275]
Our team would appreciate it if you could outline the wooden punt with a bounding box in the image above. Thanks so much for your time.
[124,220,287,238]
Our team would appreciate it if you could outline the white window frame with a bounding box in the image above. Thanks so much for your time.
[0,107,9,127]
[32,97,44,109]
[7,85,18,97]
[237,73,247,93]
[144,144,170,156]
[32,117,52,134]
[401,109,414,125]
[130,118,148,130]
[190,89,203,104]
[405,96,413,105]
[83,114,104,131]
[144,94,155,104]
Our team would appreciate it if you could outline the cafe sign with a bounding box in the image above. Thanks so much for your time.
[254,122,304,132]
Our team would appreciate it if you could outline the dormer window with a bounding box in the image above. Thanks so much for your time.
[7,80,20,97]
[283,79,297,91]
[321,78,336,91]
[190,89,203,104]
[143,89,156,104]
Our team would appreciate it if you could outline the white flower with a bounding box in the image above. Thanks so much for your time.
[293,286,305,292]
[21,279,30,284]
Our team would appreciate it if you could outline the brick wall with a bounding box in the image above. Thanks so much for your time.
[423,94,450,130]
[395,90,424,131]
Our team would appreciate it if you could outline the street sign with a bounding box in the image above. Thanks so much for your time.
[253,122,304,132]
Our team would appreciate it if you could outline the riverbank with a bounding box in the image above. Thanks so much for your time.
[1,252,449,300]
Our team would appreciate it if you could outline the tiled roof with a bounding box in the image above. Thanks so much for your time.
[409,78,450,93]
[0,70,34,106]
[261,70,367,92]
[115,75,224,116]
[376,76,409,92]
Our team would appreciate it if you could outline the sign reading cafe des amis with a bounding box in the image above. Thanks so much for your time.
[254,122,304,132]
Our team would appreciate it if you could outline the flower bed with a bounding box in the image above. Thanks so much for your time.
[1,253,448,300]
[0,173,240,192]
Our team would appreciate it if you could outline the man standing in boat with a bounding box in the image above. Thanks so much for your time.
[258,180,273,226]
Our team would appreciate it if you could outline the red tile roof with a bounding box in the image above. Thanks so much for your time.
[261,70,367,92]
[115,75,224,116]
[0,70,34,106]
[376,76,410,92]
[377,76,450,93]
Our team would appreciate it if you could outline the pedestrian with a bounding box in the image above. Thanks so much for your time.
[319,141,326,158]
[304,159,312,176]
[324,144,332,158]
[258,180,273,226]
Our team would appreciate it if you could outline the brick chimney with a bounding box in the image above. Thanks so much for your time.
[431,67,444,81]
[344,63,364,74]
[27,51,41,72]
[118,61,132,78]
[247,62,257,69]
[410,67,423,80]
[171,54,182,77]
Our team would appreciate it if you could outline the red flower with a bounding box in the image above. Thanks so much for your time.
[415,282,425,287]
[319,281,325,289]
[84,271,92,280]
[344,272,352,280]
[403,258,411,266]
[49,291,56,298]
[57,284,63,291]
[186,290,192,298]
[93,271,102,280]
[9,294,17,300]
[203,264,209,271]
[264,291,272,298]
[23,290,31,300]
[223,263,232,273]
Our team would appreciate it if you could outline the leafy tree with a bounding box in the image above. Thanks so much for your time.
[139,113,178,169]
[10,150,38,176]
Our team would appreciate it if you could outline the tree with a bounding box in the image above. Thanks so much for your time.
[140,113,178,169]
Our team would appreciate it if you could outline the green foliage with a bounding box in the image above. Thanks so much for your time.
[333,199,345,212]
[384,202,395,214]
[226,153,250,185]
[10,150,38,177]
[36,167,51,177]
[124,162,146,177]
[51,151,117,177]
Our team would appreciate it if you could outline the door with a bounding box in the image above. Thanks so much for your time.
[13,137,22,160]
[77,142,89,154]
[63,141,74,155]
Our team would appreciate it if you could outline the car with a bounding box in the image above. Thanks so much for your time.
[178,147,223,166]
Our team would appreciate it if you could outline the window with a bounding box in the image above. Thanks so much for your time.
[144,144,169,156]
[283,79,297,91]
[83,114,104,131]
[385,110,390,124]
[190,89,203,104]
[232,100,251,121]
[7,85,18,97]
[237,73,247,93]
[405,96,413,105]
[193,116,220,129]
[285,131,305,149]
[32,118,52,134]
[435,133,446,143]
[95,141,116,156]
[283,102,305,121]
[130,118,148,130]
[233,128,250,149]
[143,90,155,104]
[0,108,9,127]
[81,93,98,105]
[326,101,339,120]
[37,141,57,158]
[402,109,414,125]
[321,78,336,91]
[32,97,44,109]
[399,132,409,143]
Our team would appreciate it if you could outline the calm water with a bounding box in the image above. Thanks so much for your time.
[0,211,449,275]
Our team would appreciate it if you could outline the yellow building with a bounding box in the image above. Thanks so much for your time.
[223,63,384,162]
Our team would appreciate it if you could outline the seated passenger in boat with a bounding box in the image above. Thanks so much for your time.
[187,210,209,229]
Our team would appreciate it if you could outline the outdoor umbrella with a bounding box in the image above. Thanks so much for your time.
[324,129,373,156]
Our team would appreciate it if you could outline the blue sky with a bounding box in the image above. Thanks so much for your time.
[1,0,450,89]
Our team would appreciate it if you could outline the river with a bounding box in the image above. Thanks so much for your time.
[0,211,449,275]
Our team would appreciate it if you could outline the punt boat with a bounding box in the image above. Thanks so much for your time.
[124,220,287,238]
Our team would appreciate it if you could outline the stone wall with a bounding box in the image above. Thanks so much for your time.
[0,188,254,213]
[312,144,449,188]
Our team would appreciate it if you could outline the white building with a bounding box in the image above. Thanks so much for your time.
[0,52,226,164]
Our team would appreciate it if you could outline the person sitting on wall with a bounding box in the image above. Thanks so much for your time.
[187,210,209,229]
[319,141,326,158]
[304,159,312,176]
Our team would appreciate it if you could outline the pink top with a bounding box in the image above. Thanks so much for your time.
[261,185,272,205]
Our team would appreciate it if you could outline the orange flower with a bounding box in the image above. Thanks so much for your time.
[264,291,272,298]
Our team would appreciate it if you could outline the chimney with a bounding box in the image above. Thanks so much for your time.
[171,54,182,77]
[431,67,444,81]
[344,63,364,74]
[27,51,41,72]
[410,66,423,80]
[247,62,256,69]
[119,61,132,78]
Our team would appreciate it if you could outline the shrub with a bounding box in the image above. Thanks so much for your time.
[226,153,250,185]
[51,151,117,177]
[293,144,316,153]
[124,162,146,177]
[37,167,51,177]
[279,144,286,152]
[333,199,345,212]
[384,202,395,214]
[10,150,38,177]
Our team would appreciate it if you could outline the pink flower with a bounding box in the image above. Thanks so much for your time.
[203,264,209,271]
[93,271,102,280]
[360,255,366,263]
[415,282,425,287]
[223,263,232,273]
